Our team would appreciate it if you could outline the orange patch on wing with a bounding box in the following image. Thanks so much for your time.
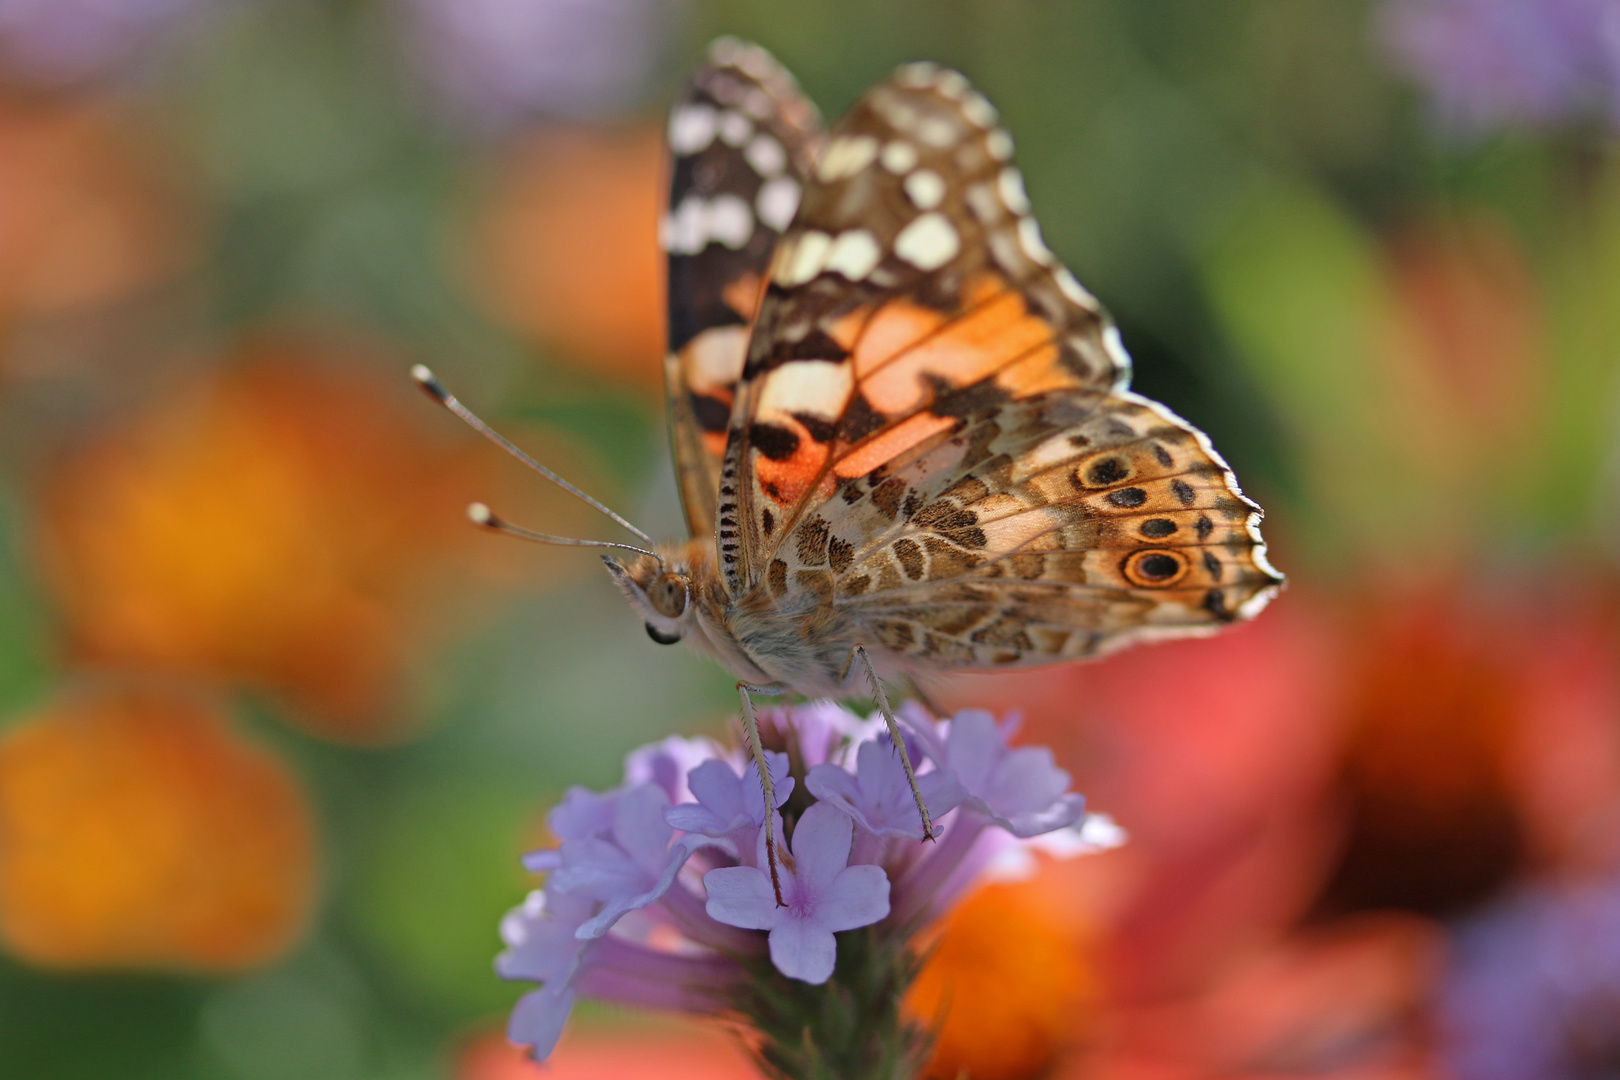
[995,341,1078,398]
[753,417,832,507]
[853,301,948,411]
[834,411,956,479]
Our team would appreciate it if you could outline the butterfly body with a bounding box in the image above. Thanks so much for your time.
[614,39,1281,708]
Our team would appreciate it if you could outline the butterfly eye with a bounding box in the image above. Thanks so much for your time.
[648,574,688,618]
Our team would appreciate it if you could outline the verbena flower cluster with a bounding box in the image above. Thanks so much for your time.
[496,700,1121,1066]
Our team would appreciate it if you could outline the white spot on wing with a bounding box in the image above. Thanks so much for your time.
[986,128,1014,160]
[894,213,960,271]
[818,134,879,181]
[1018,217,1053,263]
[685,325,749,390]
[825,229,882,280]
[880,140,918,173]
[745,134,786,177]
[662,195,706,254]
[719,110,753,146]
[903,169,946,209]
[897,61,939,87]
[997,168,1031,214]
[707,194,754,249]
[936,70,968,99]
[758,359,854,419]
[669,105,717,154]
[962,92,998,128]
[915,115,956,147]
[756,175,801,231]
[1053,266,1096,308]
[780,230,832,285]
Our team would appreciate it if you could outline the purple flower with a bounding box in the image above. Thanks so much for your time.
[543,783,718,939]
[496,884,597,1059]
[0,0,229,87]
[920,710,1087,838]
[625,735,725,805]
[703,802,891,984]
[664,751,794,855]
[807,737,967,840]
[396,0,679,131]
[1440,870,1620,1080]
[1379,0,1620,135]
[497,698,1111,1060]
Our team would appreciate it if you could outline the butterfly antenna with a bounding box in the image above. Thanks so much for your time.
[412,365,655,545]
[467,503,662,563]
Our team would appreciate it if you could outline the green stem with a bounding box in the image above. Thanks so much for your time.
[730,927,932,1080]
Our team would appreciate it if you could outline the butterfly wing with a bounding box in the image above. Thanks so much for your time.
[720,62,1282,662]
[663,38,823,540]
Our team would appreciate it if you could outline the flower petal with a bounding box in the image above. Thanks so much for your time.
[612,783,673,872]
[817,865,891,932]
[703,866,782,931]
[789,801,855,888]
[507,986,575,1061]
[767,916,839,984]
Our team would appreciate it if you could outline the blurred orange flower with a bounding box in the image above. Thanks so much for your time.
[906,865,1098,1080]
[0,684,315,970]
[37,332,585,741]
[0,92,197,353]
[463,126,664,388]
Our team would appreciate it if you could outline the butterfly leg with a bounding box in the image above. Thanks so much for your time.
[848,645,937,842]
[736,680,790,907]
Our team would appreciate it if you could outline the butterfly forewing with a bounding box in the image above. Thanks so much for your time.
[712,60,1281,666]
[663,39,823,541]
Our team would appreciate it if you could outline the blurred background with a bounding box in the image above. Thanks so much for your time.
[0,1,1616,1078]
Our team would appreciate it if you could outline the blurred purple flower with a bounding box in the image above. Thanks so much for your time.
[396,0,679,131]
[1380,0,1620,135]
[1440,870,1620,1080]
[703,802,891,985]
[0,0,229,87]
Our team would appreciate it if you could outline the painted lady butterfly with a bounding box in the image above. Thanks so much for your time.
[420,39,1282,892]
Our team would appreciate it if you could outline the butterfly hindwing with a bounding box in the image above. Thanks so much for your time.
[663,38,823,540]
[717,61,1281,660]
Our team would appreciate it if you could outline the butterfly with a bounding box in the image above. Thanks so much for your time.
[417,39,1282,897]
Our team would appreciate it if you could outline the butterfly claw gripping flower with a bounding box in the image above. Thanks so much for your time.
[496,701,1122,1077]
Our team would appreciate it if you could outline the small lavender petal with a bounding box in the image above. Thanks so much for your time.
[703,865,780,931]
[625,735,724,803]
[816,865,891,931]
[548,786,618,843]
[788,802,857,888]
[507,986,575,1061]
[612,783,675,872]
[767,916,839,985]
[807,739,967,839]
[664,752,793,837]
